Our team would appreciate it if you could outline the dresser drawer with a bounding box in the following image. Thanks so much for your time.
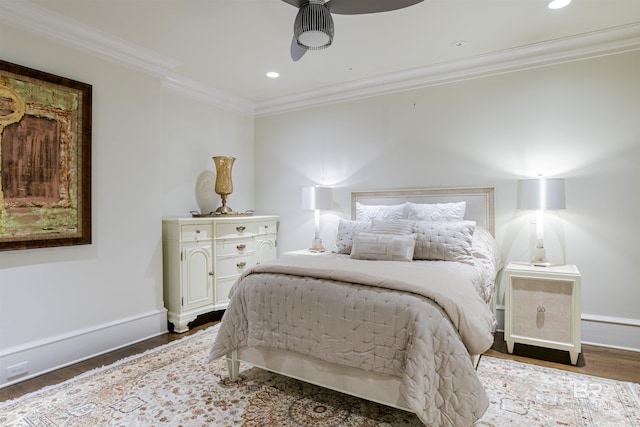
[215,221,257,239]
[215,277,236,306]
[216,254,254,278]
[216,238,255,256]
[256,220,277,235]
[181,224,212,241]
[510,276,573,344]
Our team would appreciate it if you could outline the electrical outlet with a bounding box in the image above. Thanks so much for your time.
[7,361,29,378]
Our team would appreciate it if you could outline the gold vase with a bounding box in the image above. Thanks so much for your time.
[212,156,235,214]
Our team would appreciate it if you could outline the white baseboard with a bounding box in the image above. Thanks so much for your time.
[0,308,168,388]
[495,306,640,352]
[580,314,640,352]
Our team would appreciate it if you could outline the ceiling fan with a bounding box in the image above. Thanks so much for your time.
[282,0,424,61]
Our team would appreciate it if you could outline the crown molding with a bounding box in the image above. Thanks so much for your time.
[2,1,638,119]
[255,22,640,117]
[0,0,253,116]
[161,75,255,116]
[0,0,179,73]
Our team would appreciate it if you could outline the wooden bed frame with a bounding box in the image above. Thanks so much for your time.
[227,187,496,413]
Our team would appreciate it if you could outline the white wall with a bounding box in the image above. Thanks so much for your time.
[160,91,255,216]
[0,20,637,389]
[255,51,640,349]
[0,26,254,386]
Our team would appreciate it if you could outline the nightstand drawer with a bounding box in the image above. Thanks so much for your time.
[510,276,573,344]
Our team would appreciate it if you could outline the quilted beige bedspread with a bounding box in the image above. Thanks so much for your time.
[209,255,496,426]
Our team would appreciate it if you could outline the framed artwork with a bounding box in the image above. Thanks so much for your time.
[0,60,92,251]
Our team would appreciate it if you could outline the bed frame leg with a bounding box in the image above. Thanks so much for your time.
[227,350,240,382]
[471,354,481,369]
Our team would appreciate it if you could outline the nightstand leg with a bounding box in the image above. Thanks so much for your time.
[570,351,579,365]
[506,340,514,354]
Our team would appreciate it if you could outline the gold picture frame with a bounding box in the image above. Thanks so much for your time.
[0,60,92,251]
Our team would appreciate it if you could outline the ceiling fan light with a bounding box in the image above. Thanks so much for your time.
[548,0,571,9]
[294,1,334,50]
[298,30,331,48]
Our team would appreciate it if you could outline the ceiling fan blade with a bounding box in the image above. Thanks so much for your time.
[290,36,307,61]
[327,0,423,15]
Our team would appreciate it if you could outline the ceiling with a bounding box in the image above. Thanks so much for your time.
[3,0,640,114]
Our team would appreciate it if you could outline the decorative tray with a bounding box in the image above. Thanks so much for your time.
[190,210,254,218]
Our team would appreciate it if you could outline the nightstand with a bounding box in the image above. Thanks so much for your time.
[504,261,582,365]
[283,249,330,256]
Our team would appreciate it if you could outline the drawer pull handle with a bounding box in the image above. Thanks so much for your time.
[209,272,214,276]
[236,244,246,251]
[236,226,246,232]
[236,262,246,269]
[196,229,201,233]
[537,305,546,313]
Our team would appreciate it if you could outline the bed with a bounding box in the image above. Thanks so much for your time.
[208,187,501,426]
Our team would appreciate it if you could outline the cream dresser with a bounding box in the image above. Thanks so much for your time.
[162,215,278,332]
[504,261,582,365]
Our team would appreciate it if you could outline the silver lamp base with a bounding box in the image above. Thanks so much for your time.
[531,247,551,267]
[308,238,326,253]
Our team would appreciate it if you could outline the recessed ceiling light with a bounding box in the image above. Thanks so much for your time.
[266,71,280,78]
[453,41,466,47]
[548,0,571,9]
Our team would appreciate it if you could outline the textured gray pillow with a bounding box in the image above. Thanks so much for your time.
[333,219,371,254]
[413,221,476,264]
[350,232,416,262]
[370,220,415,235]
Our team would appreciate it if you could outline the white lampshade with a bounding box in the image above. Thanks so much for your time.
[517,178,565,211]
[301,186,333,211]
[517,176,566,265]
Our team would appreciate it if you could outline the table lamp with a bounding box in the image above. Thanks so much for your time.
[301,186,333,252]
[517,176,565,266]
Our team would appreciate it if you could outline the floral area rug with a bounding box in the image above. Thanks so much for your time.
[1,324,638,426]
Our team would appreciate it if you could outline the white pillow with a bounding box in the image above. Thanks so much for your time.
[406,201,466,222]
[355,202,406,221]
[350,232,416,262]
[413,220,476,264]
[370,220,415,235]
[332,219,371,254]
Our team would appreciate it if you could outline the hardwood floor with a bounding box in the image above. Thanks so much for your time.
[488,332,640,384]
[1,326,638,403]
[0,315,219,403]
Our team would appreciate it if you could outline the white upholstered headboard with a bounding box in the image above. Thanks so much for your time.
[351,187,495,236]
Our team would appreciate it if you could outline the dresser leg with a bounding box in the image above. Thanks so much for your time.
[570,351,579,365]
[506,340,514,354]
